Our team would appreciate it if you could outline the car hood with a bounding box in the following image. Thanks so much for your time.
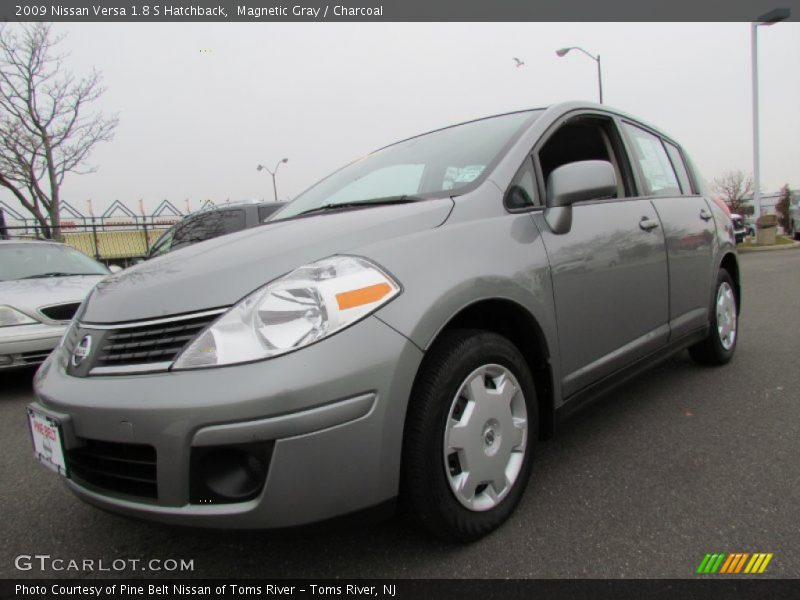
[84,198,454,323]
[0,276,105,318]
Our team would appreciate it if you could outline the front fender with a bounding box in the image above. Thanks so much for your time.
[359,195,562,403]
[705,196,741,309]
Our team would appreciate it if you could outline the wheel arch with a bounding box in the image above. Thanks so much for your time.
[411,297,555,441]
[719,252,741,313]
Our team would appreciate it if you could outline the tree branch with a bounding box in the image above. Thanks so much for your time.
[0,23,117,240]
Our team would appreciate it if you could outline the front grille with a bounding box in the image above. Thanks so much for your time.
[67,439,158,500]
[94,313,218,368]
[20,350,52,365]
[40,302,81,322]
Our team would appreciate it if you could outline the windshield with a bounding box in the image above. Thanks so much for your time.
[273,111,538,220]
[0,243,109,281]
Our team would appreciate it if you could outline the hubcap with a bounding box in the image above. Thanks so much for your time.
[716,281,737,350]
[443,364,527,512]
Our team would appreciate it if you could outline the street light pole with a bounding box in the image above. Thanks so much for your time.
[750,9,790,221]
[556,46,603,104]
[256,158,289,202]
[270,170,278,203]
[596,54,603,104]
[751,22,761,220]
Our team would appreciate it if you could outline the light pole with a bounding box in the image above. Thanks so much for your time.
[256,158,289,202]
[751,8,789,220]
[556,46,603,104]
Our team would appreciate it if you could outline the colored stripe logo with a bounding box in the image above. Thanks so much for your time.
[696,553,773,574]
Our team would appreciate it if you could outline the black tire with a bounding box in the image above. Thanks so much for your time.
[689,269,738,365]
[401,329,538,542]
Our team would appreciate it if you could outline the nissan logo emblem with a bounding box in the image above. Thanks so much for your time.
[71,335,93,367]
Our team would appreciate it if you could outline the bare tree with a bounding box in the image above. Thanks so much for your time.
[0,23,118,240]
[774,184,792,232]
[712,170,754,216]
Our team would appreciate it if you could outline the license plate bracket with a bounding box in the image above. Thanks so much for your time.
[27,407,69,477]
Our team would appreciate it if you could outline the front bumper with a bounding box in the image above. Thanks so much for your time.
[32,315,423,528]
[0,322,65,370]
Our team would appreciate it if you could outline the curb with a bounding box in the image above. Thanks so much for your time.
[738,240,800,253]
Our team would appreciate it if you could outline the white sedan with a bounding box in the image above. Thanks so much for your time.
[0,240,112,371]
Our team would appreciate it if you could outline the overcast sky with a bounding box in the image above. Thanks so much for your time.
[1,22,798,217]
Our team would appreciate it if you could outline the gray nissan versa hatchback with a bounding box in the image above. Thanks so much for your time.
[29,101,739,541]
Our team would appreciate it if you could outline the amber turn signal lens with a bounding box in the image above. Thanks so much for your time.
[336,283,392,310]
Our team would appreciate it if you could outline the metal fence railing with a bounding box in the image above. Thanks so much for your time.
[0,198,205,266]
[2,218,180,267]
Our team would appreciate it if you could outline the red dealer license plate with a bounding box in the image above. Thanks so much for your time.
[27,408,68,477]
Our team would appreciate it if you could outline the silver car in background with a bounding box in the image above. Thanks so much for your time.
[1,241,109,370]
[29,102,739,541]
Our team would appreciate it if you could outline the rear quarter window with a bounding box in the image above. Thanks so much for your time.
[663,141,694,195]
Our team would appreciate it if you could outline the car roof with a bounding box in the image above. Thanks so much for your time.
[540,101,682,146]
[376,108,545,153]
[370,101,681,157]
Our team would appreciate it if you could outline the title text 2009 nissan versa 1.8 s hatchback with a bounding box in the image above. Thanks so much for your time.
[29,101,739,541]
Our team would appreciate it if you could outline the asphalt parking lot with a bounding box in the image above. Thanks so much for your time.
[1,250,798,579]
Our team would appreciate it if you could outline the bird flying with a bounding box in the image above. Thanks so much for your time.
[513,57,525,67]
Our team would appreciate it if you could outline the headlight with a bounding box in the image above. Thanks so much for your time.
[173,255,400,369]
[0,306,38,327]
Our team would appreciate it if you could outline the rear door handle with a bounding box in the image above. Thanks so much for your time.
[639,217,659,231]
[700,208,713,221]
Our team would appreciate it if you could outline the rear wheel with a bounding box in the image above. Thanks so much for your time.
[689,269,738,365]
[402,330,537,542]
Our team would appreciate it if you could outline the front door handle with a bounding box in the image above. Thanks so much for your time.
[639,217,659,231]
[700,208,713,221]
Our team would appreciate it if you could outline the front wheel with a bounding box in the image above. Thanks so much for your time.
[402,330,537,542]
[689,269,738,365]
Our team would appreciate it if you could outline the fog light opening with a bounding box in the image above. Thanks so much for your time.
[190,442,272,504]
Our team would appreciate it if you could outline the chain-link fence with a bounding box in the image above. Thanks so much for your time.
[0,199,205,266]
[1,217,180,267]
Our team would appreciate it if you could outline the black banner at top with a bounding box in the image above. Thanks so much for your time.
[1,0,799,22]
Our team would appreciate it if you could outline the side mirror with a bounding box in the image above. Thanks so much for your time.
[544,160,617,234]
[108,264,123,274]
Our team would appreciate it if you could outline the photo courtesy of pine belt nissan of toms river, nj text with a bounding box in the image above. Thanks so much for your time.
[27,101,739,542]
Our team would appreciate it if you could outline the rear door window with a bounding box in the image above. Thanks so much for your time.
[622,123,681,197]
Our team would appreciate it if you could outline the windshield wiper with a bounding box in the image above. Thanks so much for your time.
[296,195,422,217]
[20,272,96,279]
